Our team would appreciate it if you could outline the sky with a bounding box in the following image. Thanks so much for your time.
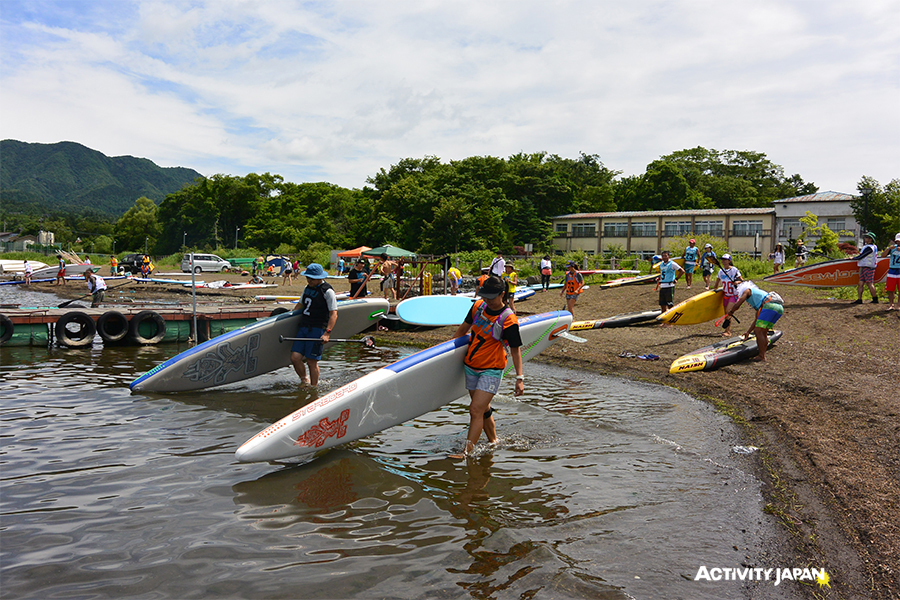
[1,0,898,194]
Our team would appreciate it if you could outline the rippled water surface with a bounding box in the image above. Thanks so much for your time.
[1,288,785,599]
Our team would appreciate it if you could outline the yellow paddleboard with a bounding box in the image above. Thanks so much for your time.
[651,257,686,272]
[657,289,724,325]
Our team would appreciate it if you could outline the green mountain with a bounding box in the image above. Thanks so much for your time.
[0,139,203,217]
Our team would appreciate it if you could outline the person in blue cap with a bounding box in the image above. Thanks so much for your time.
[290,263,338,386]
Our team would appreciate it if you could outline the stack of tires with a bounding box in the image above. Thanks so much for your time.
[53,310,167,347]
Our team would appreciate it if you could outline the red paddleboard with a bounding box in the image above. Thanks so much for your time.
[763,257,889,287]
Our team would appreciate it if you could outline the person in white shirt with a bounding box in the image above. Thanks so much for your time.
[84,270,107,307]
[489,250,505,277]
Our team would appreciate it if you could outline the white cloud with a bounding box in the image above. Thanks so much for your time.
[1,0,897,191]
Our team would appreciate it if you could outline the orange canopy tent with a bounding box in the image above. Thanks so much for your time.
[337,246,371,258]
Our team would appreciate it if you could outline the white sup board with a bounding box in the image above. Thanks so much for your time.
[235,310,573,463]
[130,298,390,393]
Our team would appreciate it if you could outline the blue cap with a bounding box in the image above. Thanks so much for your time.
[301,263,328,279]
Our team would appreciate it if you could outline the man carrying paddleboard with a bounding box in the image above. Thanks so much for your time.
[449,275,524,460]
[290,263,338,386]
[726,281,784,362]
[656,251,684,320]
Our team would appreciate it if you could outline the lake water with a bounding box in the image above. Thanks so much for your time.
[1,287,793,599]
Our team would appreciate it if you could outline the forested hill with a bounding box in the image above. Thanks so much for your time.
[0,139,202,217]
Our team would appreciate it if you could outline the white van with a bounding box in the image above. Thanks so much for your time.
[181,253,231,273]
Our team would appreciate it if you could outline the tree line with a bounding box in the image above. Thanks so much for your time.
[4,146,897,256]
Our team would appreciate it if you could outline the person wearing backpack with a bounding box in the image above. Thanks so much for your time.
[448,275,524,459]
[726,281,784,362]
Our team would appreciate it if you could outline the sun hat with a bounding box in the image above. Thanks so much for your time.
[504,263,515,270]
[895,232,900,241]
[477,276,506,299]
[300,263,328,279]
[721,253,732,261]
[863,231,876,240]
[689,238,696,244]
[566,261,577,268]
[704,243,712,248]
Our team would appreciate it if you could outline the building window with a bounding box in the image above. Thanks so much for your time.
[694,220,724,236]
[663,221,692,236]
[732,220,763,236]
[781,219,802,238]
[603,222,628,237]
[631,222,657,237]
[826,218,846,232]
[555,223,568,233]
[571,223,596,237]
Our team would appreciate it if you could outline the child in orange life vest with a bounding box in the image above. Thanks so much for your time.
[448,276,524,459]
[560,262,585,317]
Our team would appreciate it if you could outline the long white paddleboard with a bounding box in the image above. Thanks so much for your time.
[235,310,573,463]
[130,298,390,393]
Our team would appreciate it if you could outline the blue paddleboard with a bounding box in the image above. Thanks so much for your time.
[395,295,476,326]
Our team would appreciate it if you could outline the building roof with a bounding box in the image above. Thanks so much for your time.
[553,207,775,219]
[774,191,856,203]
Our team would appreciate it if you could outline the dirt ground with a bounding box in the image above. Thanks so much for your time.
[49,270,899,599]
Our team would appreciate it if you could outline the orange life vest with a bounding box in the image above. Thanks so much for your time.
[464,300,517,370]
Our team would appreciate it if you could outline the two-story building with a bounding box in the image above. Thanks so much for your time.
[772,191,860,245]
[551,208,776,258]
[551,190,862,257]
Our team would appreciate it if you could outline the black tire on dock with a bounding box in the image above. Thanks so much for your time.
[128,310,167,345]
[97,310,129,343]
[0,314,14,345]
[270,307,290,317]
[55,311,97,348]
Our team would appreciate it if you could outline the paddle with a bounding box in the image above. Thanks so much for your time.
[555,331,587,343]
[279,334,376,348]
[58,279,133,308]
[714,313,741,328]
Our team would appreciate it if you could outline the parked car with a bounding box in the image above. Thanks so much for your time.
[181,253,231,273]
[119,253,151,275]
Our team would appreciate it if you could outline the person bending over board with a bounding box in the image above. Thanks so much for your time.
[290,263,338,386]
[449,276,524,460]
[656,251,684,321]
[83,270,107,308]
[726,281,784,362]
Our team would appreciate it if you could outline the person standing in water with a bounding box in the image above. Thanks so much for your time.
[448,276,523,459]
[289,263,338,386]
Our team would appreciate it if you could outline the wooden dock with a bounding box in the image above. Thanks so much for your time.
[1,304,285,347]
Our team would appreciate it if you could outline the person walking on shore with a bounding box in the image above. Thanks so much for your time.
[882,233,900,310]
[682,239,698,289]
[56,255,66,286]
[771,243,785,274]
[795,240,809,268]
[448,276,523,460]
[700,244,717,290]
[561,262,585,316]
[539,255,552,291]
[852,232,879,304]
[713,254,743,336]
